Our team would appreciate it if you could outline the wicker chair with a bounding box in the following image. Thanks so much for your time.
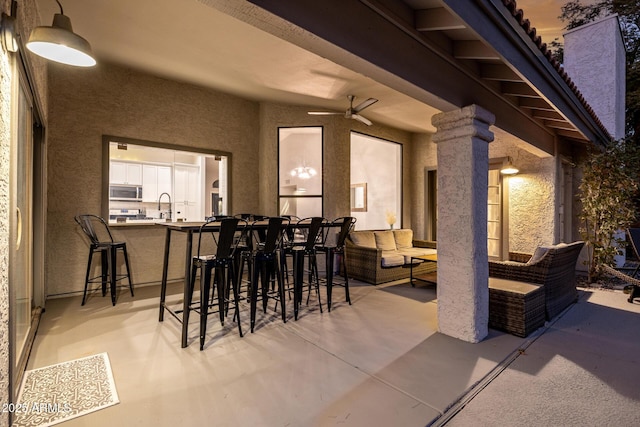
[488,241,585,320]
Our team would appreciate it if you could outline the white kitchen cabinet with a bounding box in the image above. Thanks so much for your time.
[174,165,201,221]
[110,161,142,185]
[142,165,172,202]
[157,166,172,196]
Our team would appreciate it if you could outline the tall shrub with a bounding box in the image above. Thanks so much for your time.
[579,140,640,281]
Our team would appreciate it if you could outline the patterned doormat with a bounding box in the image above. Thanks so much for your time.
[13,353,119,427]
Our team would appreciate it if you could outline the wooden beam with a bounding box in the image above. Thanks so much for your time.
[480,64,522,82]
[501,82,540,98]
[518,98,556,111]
[453,40,500,60]
[556,129,587,140]
[532,110,566,122]
[415,8,466,31]
[544,120,577,131]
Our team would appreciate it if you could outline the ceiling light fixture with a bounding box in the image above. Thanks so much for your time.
[290,165,317,180]
[27,0,96,67]
[500,157,519,175]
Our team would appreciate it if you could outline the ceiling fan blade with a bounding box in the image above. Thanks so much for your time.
[308,111,343,115]
[352,114,372,126]
[352,98,378,113]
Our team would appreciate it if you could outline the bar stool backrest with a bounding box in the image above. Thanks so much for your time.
[259,217,287,254]
[297,217,325,251]
[281,215,301,245]
[216,218,243,258]
[74,214,115,245]
[334,217,357,248]
[196,217,243,258]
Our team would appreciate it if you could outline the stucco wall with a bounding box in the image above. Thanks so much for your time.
[0,4,12,419]
[409,132,437,239]
[46,62,260,296]
[564,15,626,140]
[489,136,557,253]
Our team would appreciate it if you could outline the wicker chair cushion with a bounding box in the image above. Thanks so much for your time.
[381,250,405,267]
[527,242,569,265]
[527,246,549,265]
[350,231,376,248]
[393,229,414,249]
[375,231,397,251]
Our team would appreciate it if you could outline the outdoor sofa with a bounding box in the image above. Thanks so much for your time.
[344,229,436,285]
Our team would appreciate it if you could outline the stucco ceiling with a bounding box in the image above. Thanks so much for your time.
[33,0,440,133]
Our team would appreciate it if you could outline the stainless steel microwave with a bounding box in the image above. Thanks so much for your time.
[109,185,143,201]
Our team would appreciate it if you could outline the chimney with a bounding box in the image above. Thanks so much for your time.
[563,14,626,140]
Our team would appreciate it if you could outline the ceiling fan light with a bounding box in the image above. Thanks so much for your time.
[27,13,96,67]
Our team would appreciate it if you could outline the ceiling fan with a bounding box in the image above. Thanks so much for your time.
[308,95,378,126]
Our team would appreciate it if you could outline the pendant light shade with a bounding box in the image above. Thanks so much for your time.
[500,157,519,175]
[27,5,96,67]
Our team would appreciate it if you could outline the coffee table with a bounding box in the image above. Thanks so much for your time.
[410,253,437,287]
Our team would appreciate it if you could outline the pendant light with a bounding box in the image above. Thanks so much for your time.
[27,0,96,67]
[290,165,317,180]
[500,157,519,175]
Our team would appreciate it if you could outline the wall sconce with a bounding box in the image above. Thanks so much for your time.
[500,157,519,175]
[1,1,18,53]
[26,0,96,67]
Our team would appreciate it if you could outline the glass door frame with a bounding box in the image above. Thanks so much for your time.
[8,48,46,407]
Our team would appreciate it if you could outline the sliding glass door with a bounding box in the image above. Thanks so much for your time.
[9,65,39,397]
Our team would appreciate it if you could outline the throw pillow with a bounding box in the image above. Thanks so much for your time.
[375,230,397,251]
[393,229,413,249]
[350,231,376,248]
[527,246,550,265]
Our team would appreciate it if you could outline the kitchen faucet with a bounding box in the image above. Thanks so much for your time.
[158,192,172,220]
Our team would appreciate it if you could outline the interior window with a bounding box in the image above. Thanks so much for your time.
[278,127,323,217]
[350,132,402,230]
[104,138,230,223]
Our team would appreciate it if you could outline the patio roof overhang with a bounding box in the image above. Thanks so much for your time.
[207,0,610,155]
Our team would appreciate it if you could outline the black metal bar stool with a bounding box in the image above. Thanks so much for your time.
[238,217,288,332]
[75,214,133,306]
[187,217,247,350]
[315,217,357,311]
[283,217,325,319]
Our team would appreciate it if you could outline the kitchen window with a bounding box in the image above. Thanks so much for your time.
[103,136,231,223]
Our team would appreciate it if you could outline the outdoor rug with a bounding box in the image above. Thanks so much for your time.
[13,353,119,427]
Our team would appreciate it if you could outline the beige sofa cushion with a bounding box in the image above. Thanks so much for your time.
[375,231,397,251]
[350,231,376,248]
[393,229,413,250]
[397,248,437,264]
[381,251,405,267]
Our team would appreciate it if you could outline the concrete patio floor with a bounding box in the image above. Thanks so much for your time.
[22,278,640,426]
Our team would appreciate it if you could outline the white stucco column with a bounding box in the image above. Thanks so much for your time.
[432,105,495,343]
